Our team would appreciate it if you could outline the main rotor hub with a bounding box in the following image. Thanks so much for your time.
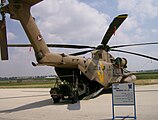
[96,44,110,51]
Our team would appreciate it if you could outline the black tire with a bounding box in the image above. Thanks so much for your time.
[53,97,61,103]
[71,91,78,104]
[85,85,90,95]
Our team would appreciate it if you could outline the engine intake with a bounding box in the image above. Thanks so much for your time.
[115,57,127,68]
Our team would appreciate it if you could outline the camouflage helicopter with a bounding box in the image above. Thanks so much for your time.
[0,0,158,103]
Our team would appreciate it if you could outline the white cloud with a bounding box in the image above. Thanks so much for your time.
[32,0,109,45]
[135,28,143,34]
[85,0,108,8]
[117,0,137,11]
[122,16,138,32]
[7,32,16,40]
[151,29,158,33]
[117,0,158,19]
[0,48,54,77]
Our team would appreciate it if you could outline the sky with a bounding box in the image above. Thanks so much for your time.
[0,0,158,77]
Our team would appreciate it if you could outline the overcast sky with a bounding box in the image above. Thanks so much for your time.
[0,0,158,77]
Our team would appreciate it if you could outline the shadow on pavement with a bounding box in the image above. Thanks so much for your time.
[0,94,49,100]
[0,98,81,113]
[0,99,53,113]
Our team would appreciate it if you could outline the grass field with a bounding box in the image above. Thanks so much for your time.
[134,72,158,79]
[134,72,158,85]
[0,72,158,88]
[0,79,55,88]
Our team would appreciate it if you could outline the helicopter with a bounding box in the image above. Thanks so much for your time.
[0,0,158,103]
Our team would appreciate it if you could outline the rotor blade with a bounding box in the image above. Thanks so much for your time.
[47,44,95,49]
[101,14,128,45]
[0,20,8,60]
[8,44,95,49]
[110,41,158,48]
[69,50,93,56]
[8,44,32,47]
[111,49,158,61]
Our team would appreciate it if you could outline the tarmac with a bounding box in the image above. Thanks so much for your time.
[0,84,158,120]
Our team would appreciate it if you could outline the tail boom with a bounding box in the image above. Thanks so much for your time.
[4,0,50,61]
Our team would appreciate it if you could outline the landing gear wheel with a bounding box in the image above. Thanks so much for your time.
[85,85,90,95]
[53,97,61,103]
[71,91,78,104]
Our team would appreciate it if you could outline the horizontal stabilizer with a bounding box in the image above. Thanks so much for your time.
[22,0,43,6]
[7,0,43,6]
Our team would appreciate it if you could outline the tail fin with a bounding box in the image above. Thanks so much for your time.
[0,20,8,60]
[5,0,50,61]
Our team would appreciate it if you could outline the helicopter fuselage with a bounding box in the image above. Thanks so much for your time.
[1,0,136,102]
